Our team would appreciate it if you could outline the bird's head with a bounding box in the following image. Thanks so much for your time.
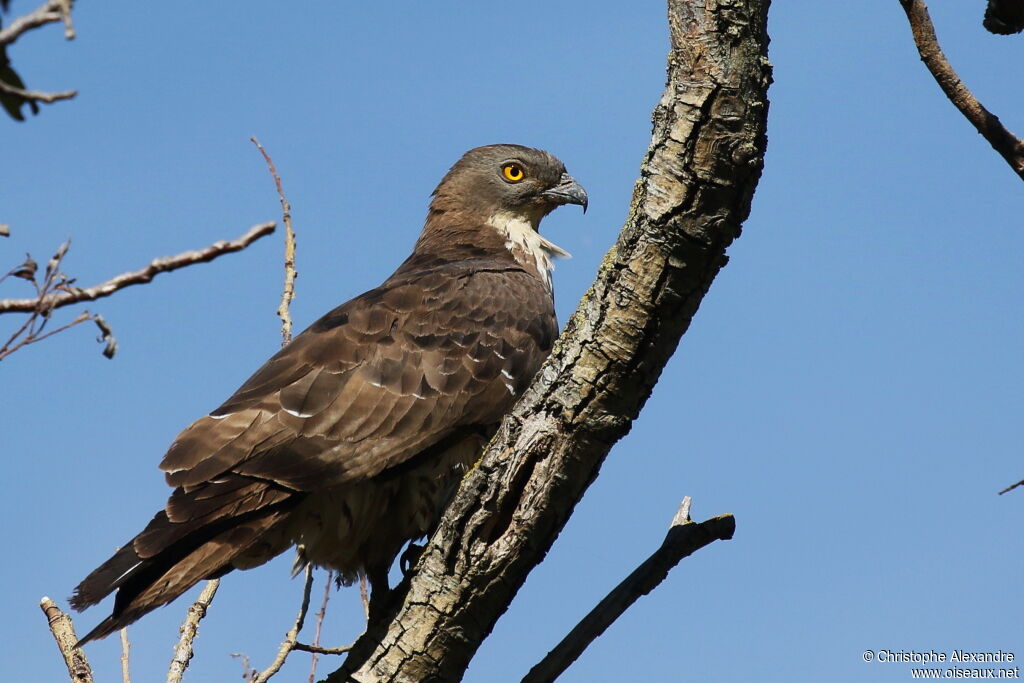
[429,144,588,230]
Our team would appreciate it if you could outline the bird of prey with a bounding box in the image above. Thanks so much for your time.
[70,144,587,644]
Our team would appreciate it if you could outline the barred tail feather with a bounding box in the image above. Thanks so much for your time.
[70,489,295,644]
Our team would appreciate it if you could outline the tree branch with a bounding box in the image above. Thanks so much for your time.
[119,628,132,683]
[522,498,735,683]
[998,478,1023,495]
[40,597,93,683]
[308,570,336,683]
[0,0,67,48]
[329,0,771,679]
[250,138,298,346]
[898,0,1024,180]
[254,565,314,683]
[166,579,220,683]
[0,76,76,103]
[0,222,276,314]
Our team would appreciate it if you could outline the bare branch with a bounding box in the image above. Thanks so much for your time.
[40,597,93,683]
[119,628,132,683]
[294,642,354,656]
[251,138,298,345]
[254,564,315,683]
[166,579,220,683]
[0,310,93,360]
[0,76,76,104]
[998,479,1023,495]
[898,0,1024,180]
[308,570,334,683]
[0,222,276,314]
[0,0,66,48]
[56,0,75,39]
[522,498,735,683]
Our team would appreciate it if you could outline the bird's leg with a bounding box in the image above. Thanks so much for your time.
[365,565,391,621]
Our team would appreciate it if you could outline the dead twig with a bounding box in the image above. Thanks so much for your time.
[0,0,77,119]
[119,628,132,683]
[0,77,76,103]
[0,239,118,359]
[166,580,220,683]
[898,0,1024,180]
[0,0,67,48]
[0,222,275,315]
[521,498,736,683]
[40,597,93,683]
[998,479,1023,495]
[308,570,334,683]
[250,138,297,345]
[294,642,355,656]
[254,565,315,683]
[55,0,75,39]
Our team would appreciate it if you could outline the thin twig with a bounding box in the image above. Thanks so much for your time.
[521,498,736,683]
[166,579,220,683]
[248,136,310,682]
[294,641,355,656]
[56,0,75,39]
[898,0,1024,180]
[119,628,132,683]
[308,570,334,683]
[998,479,1023,495]
[0,310,92,360]
[254,564,315,683]
[0,222,276,314]
[0,0,65,48]
[250,138,297,345]
[230,653,257,683]
[2,238,122,357]
[0,77,77,103]
[40,597,94,683]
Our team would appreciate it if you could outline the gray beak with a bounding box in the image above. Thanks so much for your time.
[542,173,589,213]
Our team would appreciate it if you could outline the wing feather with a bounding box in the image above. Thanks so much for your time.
[156,265,556,493]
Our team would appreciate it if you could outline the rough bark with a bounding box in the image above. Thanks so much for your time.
[329,0,772,679]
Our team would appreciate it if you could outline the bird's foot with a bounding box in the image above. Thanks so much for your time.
[400,542,425,577]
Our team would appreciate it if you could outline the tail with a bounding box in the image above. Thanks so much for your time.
[70,478,296,644]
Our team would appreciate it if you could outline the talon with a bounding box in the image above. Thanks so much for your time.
[400,543,425,576]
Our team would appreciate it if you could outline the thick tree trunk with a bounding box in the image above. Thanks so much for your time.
[330,0,772,680]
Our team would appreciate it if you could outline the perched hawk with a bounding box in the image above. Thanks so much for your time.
[70,144,587,643]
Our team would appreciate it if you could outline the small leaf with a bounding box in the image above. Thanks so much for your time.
[11,254,37,281]
[46,241,71,279]
[92,313,117,359]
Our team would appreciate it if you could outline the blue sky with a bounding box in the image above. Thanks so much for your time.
[3,2,1021,681]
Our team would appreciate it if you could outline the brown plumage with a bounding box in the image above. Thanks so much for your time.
[69,144,587,644]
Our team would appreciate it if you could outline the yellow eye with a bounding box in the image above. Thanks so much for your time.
[502,163,525,182]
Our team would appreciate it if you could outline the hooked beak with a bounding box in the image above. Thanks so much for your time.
[542,173,588,213]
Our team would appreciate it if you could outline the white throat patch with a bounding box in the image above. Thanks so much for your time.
[487,210,571,290]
